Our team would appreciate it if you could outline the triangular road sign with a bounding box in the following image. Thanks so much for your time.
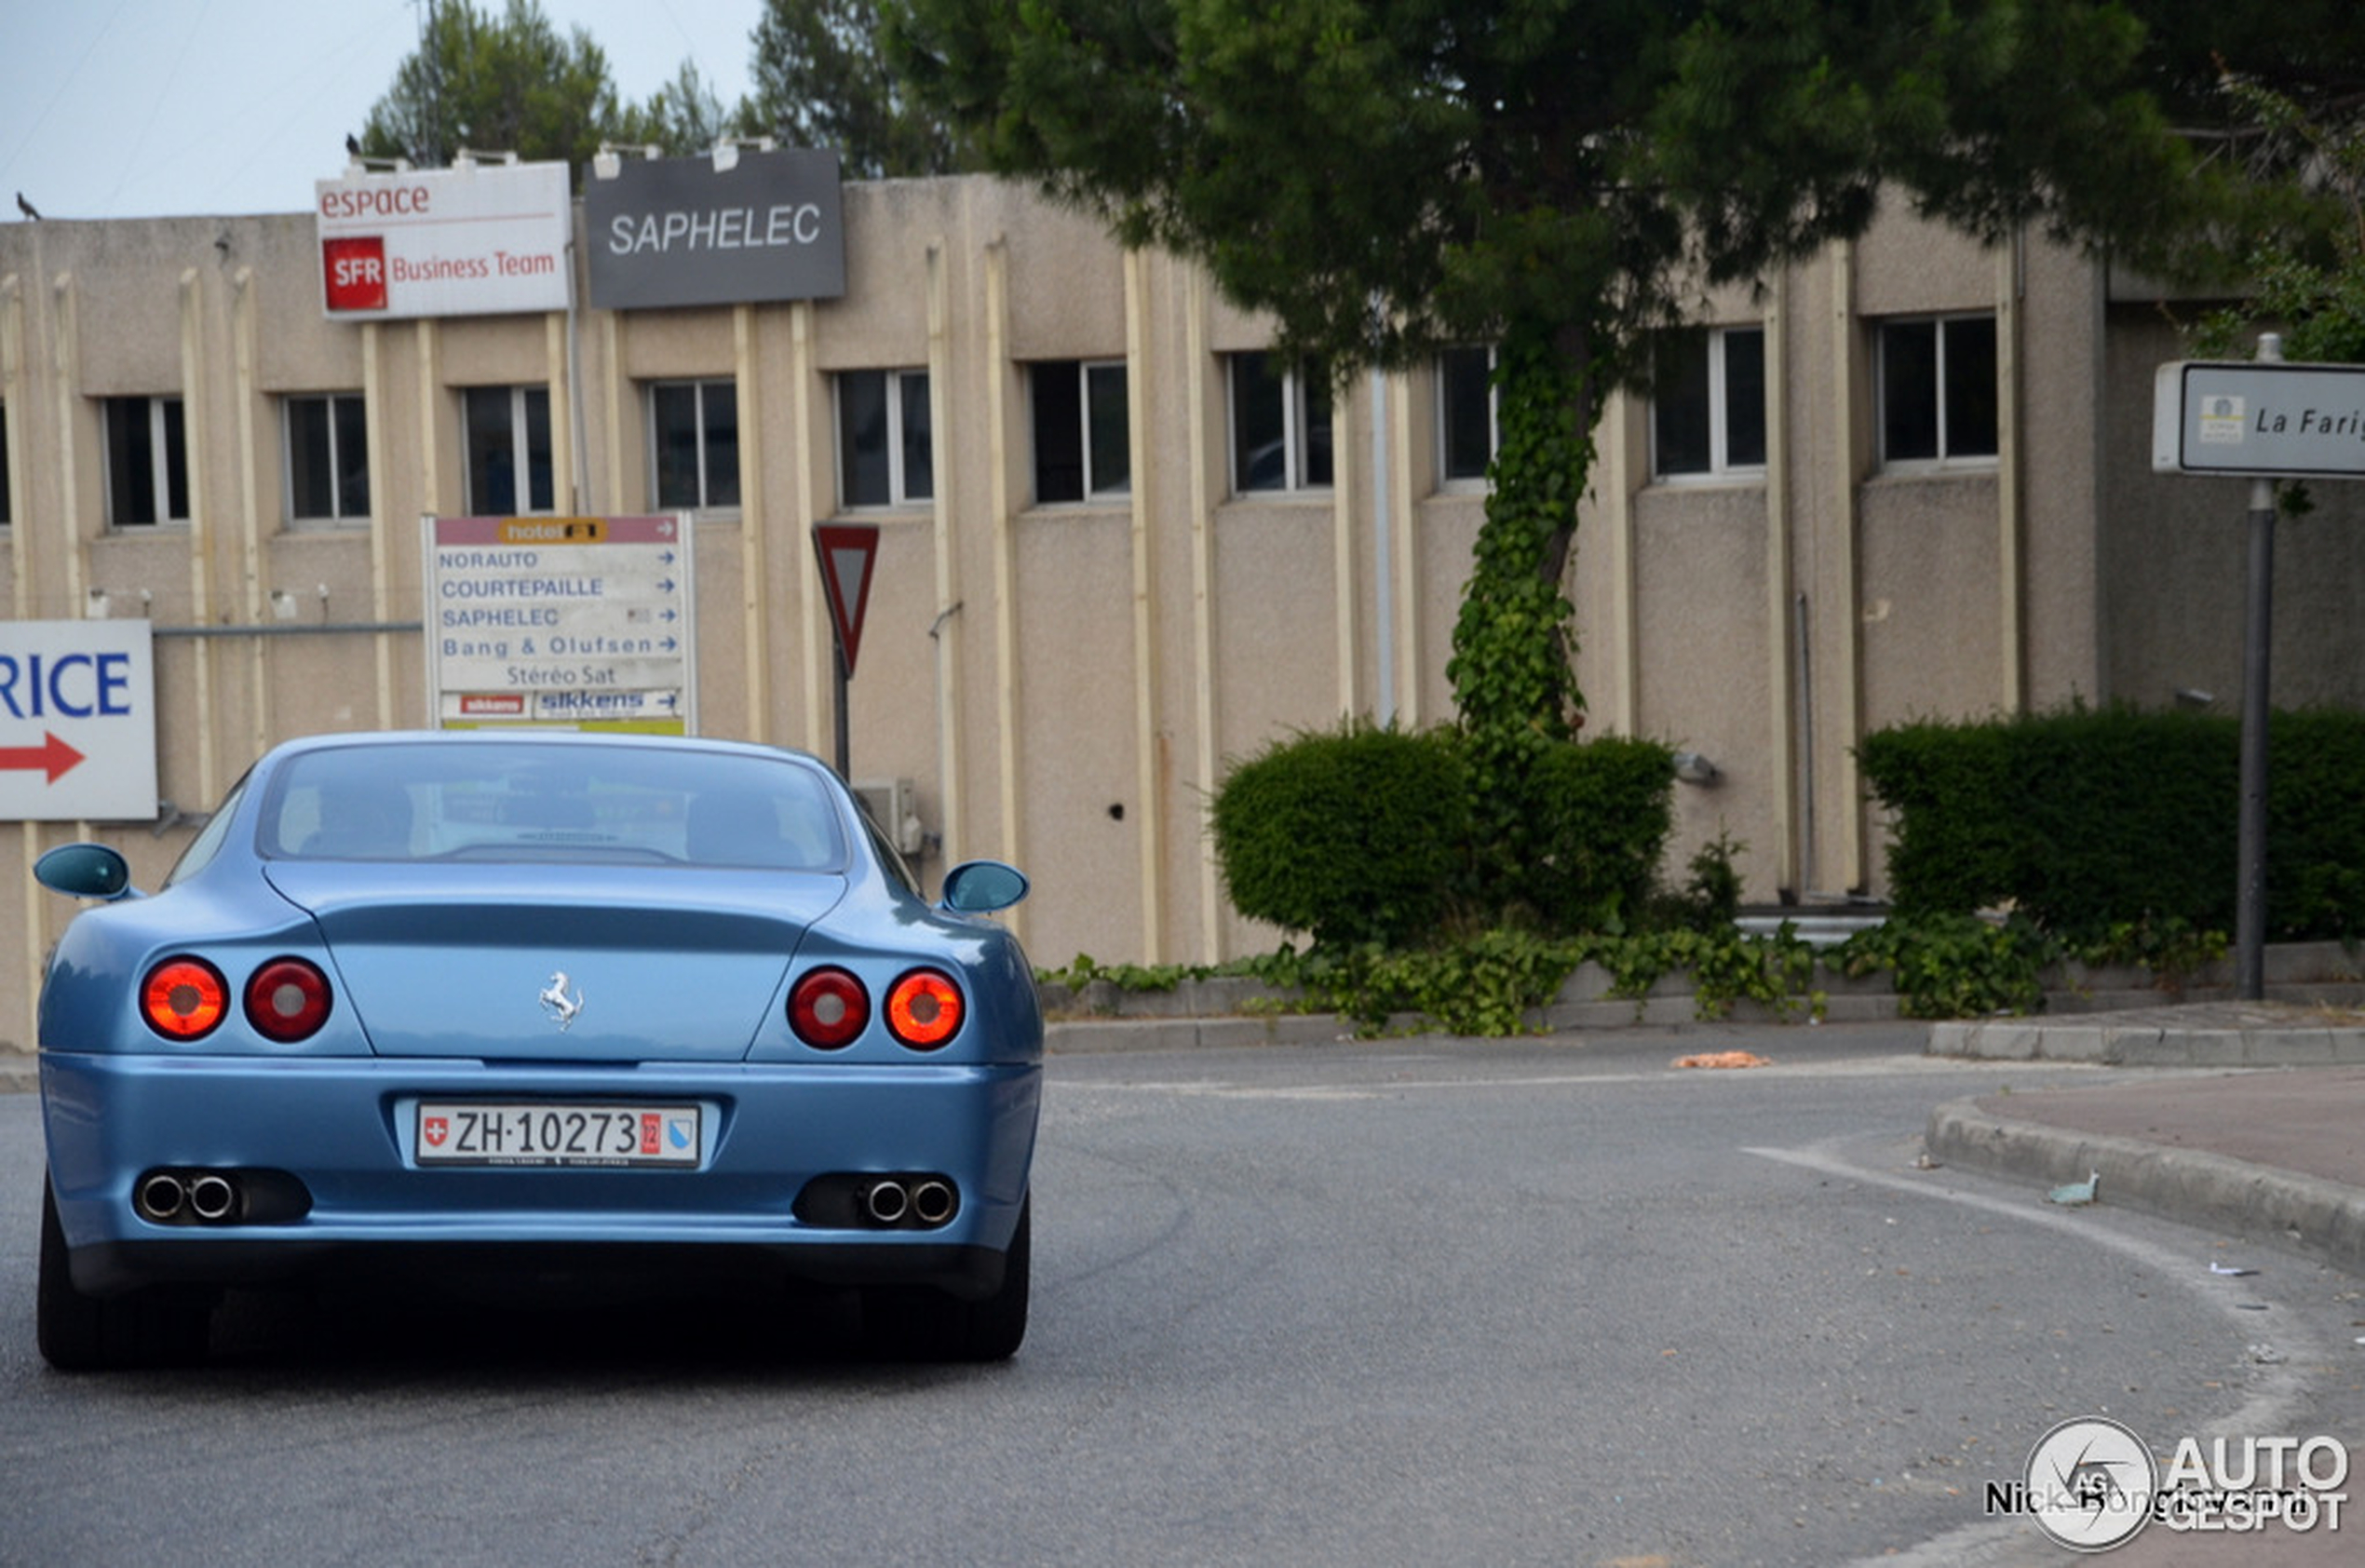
[812,523,880,678]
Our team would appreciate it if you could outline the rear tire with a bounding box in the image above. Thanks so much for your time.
[865,1197,1030,1362]
[38,1176,213,1371]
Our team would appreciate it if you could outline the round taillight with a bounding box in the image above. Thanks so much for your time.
[789,966,870,1049]
[142,957,228,1040]
[244,957,333,1042]
[885,968,964,1049]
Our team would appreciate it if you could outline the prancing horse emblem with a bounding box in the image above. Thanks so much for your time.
[538,970,585,1032]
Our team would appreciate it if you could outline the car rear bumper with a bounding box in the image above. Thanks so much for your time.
[40,1051,1039,1298]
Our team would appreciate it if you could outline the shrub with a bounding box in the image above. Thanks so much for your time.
[1504,734,1674,931]
[1210,722,1469,948]
[1210,723,1677,947]
[1859,704,2365,942]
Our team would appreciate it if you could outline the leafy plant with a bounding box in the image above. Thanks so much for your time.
[1834,913,2056,1021]
[1209,721,1469,949]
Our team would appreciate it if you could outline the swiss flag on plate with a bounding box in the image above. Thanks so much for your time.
[424,1115,449,1147]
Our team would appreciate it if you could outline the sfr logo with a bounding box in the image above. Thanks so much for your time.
[322,236,387,311]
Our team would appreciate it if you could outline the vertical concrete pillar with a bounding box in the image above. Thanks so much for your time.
[179,270,219,804]
[982,240,1027,945]
[791,300,830,760]
[1827,239,1869,893]
[925,241,965,863]
[735,303,770,743]
[1123,249,1168,964]
[1761,273,1800,896]
[231,268,270,765]
[1996,233,2026,715]
[1183,265,1221,961]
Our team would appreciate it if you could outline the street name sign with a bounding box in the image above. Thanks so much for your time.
[424,515,696,734]
[2153,360,2365,480]
[0,619,157,821]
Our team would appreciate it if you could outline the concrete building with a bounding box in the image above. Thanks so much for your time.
[2,169,2360,1048]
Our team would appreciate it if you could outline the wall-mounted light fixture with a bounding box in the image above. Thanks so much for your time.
[1672,750,1721,787]
[591,142,662,181]
[710,136,776,174]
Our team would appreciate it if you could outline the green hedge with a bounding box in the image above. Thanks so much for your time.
[1210,723,1673,945]
[1509,734,1675,931]
[1859,706,2365,941]
[1210,723,1471,948]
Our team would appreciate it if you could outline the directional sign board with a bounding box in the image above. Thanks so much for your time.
[425,515,696,733]
[0,620,157,820]
[2153,360,2365,479]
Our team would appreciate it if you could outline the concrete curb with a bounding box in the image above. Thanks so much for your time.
[1046,1013,1351,1053]
[1929,1008,2365,1066]
[1926,1096,2365,1277]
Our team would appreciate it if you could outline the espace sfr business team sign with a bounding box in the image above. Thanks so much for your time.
[317,162,571,318]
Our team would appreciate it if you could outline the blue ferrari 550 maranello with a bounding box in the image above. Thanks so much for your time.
[32,731,1042,1369]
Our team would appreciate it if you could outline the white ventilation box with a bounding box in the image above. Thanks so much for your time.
[853,777,926,856]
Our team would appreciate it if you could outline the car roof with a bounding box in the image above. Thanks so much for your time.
[259,730,836,772]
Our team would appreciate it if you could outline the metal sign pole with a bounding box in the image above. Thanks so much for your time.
[832,630,852,781]
[2234,333,2283,1002]
[2236,474,2276,1000]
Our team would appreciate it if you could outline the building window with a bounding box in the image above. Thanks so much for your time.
[1229,351,1332,493]
[1031,360,1129,504]
[284,393,371,523]
[103,396,189,526]
[651,380,739,512]
[463,385,554,515]
[1438,345,1499,483]
[1652,326,1766,479]
[837,369,932,507]
[1879,315,1997,466]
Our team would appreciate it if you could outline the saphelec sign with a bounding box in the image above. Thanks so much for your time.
[584,147,846,310]
[317,161,572,319]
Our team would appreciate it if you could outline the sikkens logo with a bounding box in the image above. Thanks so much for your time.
[1988,1417,2349,1551]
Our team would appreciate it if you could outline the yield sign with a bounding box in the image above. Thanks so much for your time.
[813,524,881,678]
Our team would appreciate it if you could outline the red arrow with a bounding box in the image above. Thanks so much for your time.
[0,732,86,783]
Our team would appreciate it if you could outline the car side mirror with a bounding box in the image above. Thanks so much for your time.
[939,859,1028,914]
[34,843,137,901]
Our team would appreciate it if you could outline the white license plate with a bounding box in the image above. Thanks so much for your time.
[414,1102,701,1168]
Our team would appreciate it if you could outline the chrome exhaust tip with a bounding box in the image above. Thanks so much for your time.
[863,1179,911,1225]
[136,1171,187,1223]
[188,1172,239,1223]
[909,1179,957,1226]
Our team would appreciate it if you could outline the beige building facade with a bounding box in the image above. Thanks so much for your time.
[3,174,2362,1049]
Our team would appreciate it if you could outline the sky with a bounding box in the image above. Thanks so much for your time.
[0,0,766,223]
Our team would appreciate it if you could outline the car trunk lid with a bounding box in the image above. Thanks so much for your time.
[263,862,843,1062]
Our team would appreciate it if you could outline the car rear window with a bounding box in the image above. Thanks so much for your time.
[258,742,848,870]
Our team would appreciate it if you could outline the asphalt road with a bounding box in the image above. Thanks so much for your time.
[4,1022,2361,1568]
